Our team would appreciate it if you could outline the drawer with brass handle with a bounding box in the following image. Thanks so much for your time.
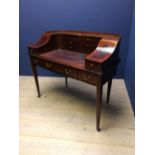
[64,67,78,78]
[46,62,53,69]
[34,59,77,79]
[85,60,101,72]
[34,58,54,71]
[65,68,72,75]
[78,71,97,85]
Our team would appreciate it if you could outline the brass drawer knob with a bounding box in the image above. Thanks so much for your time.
[65,68,72,74]
[69,41,72,48]
[46,63,52,68]
[90,63,94,67]
[85,74,90,80]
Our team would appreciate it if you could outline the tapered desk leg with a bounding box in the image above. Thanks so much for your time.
[96,83,102,131]
[65,76,68,88]
[30,56,41,97]
[107,79,112,104]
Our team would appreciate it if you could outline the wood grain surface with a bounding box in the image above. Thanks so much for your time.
[19,76,134,155]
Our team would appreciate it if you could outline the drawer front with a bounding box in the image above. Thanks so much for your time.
[57,66,78,79]
[78,37,99,54]
[85,60,101,72]
[59,35,99,53]
[78,36,99,43]
[33,57,78,79]
[33,57,99,85]
[33,58,53,70]
[78,71,97,85]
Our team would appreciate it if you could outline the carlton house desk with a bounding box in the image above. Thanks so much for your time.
[28,30,121,131]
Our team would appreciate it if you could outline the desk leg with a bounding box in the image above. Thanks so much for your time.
[107,79,112,104]
[30,56,41,97]
[96,83,102,131]
[65,76,68,88]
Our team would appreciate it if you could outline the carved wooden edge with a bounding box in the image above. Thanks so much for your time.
[46,30,120,40]
[27,30,121,62]
[84,37,120,73]
[28,30,120,51]
[28,32,52,50]
[85,38,119,63]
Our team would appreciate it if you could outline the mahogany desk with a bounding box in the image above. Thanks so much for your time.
[28,30,121,131]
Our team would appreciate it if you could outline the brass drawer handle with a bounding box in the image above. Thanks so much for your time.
[69,41,72,48]
[65,68,72,74]
[46,62,52,68]
[90,63,94,67]
[84,74,90,80]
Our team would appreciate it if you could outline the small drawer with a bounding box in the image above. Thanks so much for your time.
[45,62,53,69]
[33,57,78,79]
[79,36,98,43]
[39,60,53,70]
[46,64,78,79]
[63,67,78,78]
[78,71,97,85]
[85,60,101,72]
[34,58,54,70]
